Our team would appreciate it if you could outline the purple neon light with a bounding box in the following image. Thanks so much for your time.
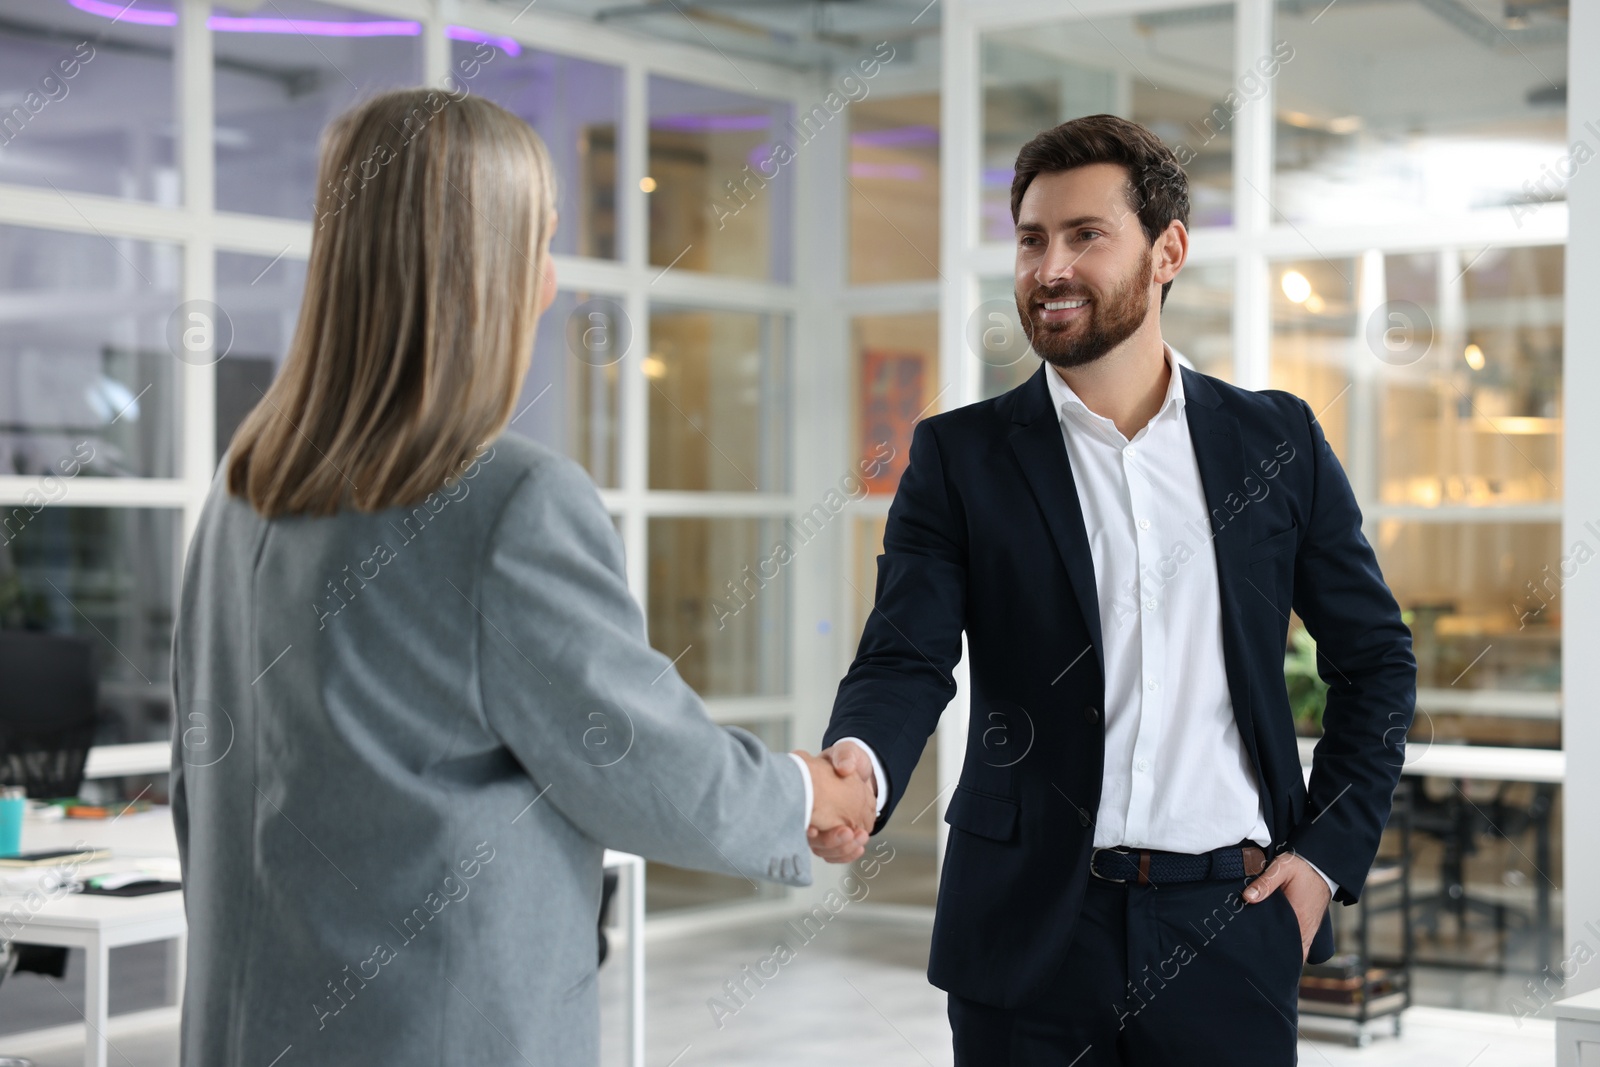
[850,124,939,149]
[209,14,419,35]
[850,162,923,181]
[652,113,772,133]
[65,0,519,53]
[68,0,175,25]
[444,25,520,55]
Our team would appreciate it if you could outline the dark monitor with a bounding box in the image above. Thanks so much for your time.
[0,632,98,798]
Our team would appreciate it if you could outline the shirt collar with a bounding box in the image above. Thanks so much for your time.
[1043,341,1186,437]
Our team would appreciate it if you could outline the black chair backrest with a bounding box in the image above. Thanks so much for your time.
[0,631,98,798]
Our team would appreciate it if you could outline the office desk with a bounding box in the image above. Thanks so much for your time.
[1414,687,1560,722]
[1295,737,1565,782]
[1,810,648,1067]
[1554,985,1600,1066]
[81,744,170,781]
[605,849,647,1067]
[1297,739,1564,972]
[3,808,184,1067]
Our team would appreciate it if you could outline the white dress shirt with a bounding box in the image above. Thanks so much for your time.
[788,752,813,835]
[839,344,1336,894]
[1044,343,1270,853]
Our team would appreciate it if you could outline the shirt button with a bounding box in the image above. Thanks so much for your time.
[1147,678,1159,690]
[1144,599,1157,612]
[1124,446,1137,458]
[1138,518,1151,530]
[1137,758,1149,772]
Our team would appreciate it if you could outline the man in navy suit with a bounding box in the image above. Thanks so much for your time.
[808,115,1415,1064]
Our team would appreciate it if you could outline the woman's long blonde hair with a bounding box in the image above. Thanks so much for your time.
[228,87,557,516]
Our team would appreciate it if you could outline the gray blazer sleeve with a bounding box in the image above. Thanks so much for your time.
[476,452,813,886]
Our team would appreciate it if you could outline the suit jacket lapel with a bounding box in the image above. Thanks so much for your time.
[1004,363,1273,823]
[1007,366,1105,678]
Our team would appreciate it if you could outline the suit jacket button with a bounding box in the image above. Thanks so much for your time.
[1078,810,1090,827]
[1084,706,1100,723]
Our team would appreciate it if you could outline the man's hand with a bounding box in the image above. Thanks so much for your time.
[793,749,873,864]
[822,740,877,791]
[1243,853,1332,959]
[800,742,876,864]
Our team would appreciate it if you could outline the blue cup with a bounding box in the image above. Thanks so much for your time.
[0,788,26,857]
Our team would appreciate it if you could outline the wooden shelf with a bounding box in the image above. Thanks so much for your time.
[1300,990,1409,1019]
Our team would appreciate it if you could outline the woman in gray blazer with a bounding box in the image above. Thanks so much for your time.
[170,88,872,1066]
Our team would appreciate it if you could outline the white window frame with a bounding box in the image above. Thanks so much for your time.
[938,0,1581,896]
[0,0,827,880]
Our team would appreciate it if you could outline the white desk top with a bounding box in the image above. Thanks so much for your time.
[1,807,183,934]
[1414,687,1560,721]
[1554,985,1600,1022]
[3,882,185,933]
[19,807,179,860]
[8,805,639,893]
[1296,737,1565,783]
[82,742,170,780]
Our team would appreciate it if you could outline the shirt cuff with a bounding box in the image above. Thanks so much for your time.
[832,737,886,816]
[1295,851,1339,898]
[786,752,813,836]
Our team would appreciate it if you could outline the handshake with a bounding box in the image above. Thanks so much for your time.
[791,741,878,865]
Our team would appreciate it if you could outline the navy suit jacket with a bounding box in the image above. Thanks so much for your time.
[823,362,1416,1009]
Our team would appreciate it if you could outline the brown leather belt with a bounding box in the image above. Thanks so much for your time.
[1089,843,1268,886]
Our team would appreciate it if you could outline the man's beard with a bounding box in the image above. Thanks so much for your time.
[1017,245,1152,370]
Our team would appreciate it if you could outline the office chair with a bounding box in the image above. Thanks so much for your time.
[1409,772,1553,972]
[0,941,34,1067]
[0,630,100,1065]
[0,631,97,798]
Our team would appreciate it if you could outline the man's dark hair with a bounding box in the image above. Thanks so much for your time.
[1010,114,1190,307]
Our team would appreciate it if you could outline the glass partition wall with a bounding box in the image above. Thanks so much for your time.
[0,0,822,919]
[839,81,945,907]
[947,0,1569,1009]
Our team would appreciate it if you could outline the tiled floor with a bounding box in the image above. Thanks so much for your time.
[0,913,1557,1066]
[2,1013,180,1067]
[598,910,1557,1067]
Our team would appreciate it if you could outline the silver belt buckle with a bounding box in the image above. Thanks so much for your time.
[1090,846,1131,883]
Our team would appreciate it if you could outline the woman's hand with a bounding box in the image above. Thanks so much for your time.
[793,750,874,863]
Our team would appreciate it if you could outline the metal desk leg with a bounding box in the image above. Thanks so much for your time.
[1536,784,1553,976]
[83,934,108,1067]
[167,933,187,1009]
[627,859,645,1067]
